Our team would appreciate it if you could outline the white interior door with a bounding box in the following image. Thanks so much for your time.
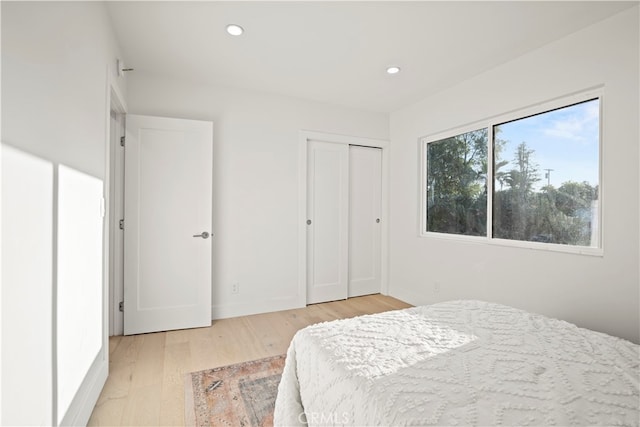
[348,146,382,297]
[306,140,349,304]
[124,115,212,335]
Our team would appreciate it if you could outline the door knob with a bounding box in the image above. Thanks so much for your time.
[193,231,210,239]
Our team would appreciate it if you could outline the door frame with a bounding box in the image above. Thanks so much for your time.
[297,130,389,306]
[108,83,127,337]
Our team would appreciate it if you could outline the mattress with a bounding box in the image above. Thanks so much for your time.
[274,300,639,426]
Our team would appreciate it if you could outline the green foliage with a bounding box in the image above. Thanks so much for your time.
[427,130,598,246]
[492,142,597,246]
[555,181,598,217]
[426,129,487,235]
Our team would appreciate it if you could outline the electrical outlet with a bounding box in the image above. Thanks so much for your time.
[232,282,240,294]
[433,282,441,293]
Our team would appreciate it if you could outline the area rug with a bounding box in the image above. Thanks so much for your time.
[185,354,286,427]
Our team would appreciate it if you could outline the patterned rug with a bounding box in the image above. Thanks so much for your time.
[185,355,286,427]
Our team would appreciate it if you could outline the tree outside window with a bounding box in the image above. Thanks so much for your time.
[424,97,600,249]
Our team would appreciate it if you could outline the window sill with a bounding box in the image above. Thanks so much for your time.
[420,232,604,257]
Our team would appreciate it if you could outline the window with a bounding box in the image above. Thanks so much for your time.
[426,129,487,236]
[422,94,601,253]
[493,99,599,247]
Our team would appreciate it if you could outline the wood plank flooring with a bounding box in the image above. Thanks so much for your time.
[88,294,411,426]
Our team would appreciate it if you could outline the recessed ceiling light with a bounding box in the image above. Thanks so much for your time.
[386,66,401,75]
[226,24,244,36]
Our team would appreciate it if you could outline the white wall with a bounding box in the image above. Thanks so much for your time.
[1,1,126,424]
[127,74,388,319]
[389,6,639,343]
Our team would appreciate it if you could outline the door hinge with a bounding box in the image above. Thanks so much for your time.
[119,219,124,230]
[119,301,124,312]
[120,136,125,147]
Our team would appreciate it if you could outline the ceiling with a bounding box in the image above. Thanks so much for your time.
[106,1,635,113]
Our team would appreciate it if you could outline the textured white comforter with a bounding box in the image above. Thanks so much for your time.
[274,300,639,426]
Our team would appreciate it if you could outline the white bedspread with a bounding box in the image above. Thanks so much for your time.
[274,300,639,426]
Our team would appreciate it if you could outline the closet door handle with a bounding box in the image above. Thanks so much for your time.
[193,231,210,239]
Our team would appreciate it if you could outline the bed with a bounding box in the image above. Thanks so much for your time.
[274,300,639,426]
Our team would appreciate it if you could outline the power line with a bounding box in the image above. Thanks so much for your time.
[544,168,554,186]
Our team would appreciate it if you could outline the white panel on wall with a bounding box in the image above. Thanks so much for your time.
[56,165,103,423]
[1,144,53,426]
[2,1,127,423]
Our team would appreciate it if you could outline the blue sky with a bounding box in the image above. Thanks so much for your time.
[494,99,599,191]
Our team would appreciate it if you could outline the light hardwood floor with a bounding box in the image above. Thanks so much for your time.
[88,294,411,426]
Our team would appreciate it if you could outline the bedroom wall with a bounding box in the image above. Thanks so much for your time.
[388,6,639,343]
[126,73,389,319]
[1,1,126,424]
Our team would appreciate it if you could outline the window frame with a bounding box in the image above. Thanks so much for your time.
[419,88,604,256]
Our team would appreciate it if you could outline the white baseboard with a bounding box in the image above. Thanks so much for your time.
[387,288,433,308]
[59,352,108,426]
[212,295,304,320]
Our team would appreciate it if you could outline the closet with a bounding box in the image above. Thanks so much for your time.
[306,140,382,304]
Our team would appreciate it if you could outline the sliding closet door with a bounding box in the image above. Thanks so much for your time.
[349,146,382,297]
[306,140,349,304]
